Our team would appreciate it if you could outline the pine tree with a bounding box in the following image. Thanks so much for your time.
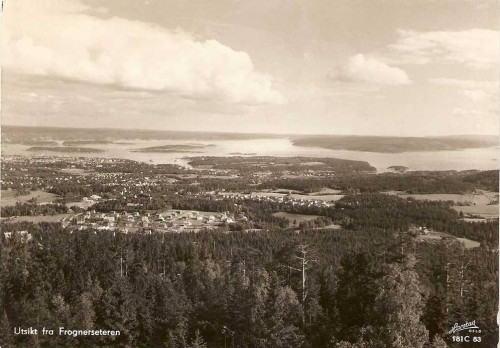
[440,239,472,329]
[279,243,317,325]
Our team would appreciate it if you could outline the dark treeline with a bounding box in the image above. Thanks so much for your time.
[93,162,190,175]
[1,201,69,217]
[187,156,376,173]
[331,194,498,244]
[0,224,497,348]
[258,170,499,194]
[163,193,498,245]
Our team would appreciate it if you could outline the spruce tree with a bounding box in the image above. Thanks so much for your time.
[190,330,207,348]
[374,255,429,348]
[430,335,448,348]
[0,309,13,346]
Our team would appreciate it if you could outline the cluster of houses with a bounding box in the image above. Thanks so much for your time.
[3,230,33,242]
[205,191,336,208]
[409,226,431,236]
[71,209,243,233]
[2,157,171,207]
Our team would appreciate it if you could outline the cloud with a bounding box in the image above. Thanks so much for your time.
[461,90,492,103]
[452,108,493,119]
[430,78,498,104]
[389,29,499,69]
[452,85,498,122]
[429,78,498,90]
[3,0,286,105]
[331,54,412,86]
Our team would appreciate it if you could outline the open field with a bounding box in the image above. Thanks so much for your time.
[311,224,342,230]
[456,238,481,249]
[5,214,74,223]
[309,188,343,195]
[60,168,95,175]
[263,190,345,202]
[199,174,240,179]
[290,193,344,201]
[416,231,480,249]
[224,190,345,202]
[385,190,498,205]
[272,212,321,225]
[159,209,219,218]
[461,218,489,223]
[385,190,499,219]
[272,212,342,229]
[1,190,59,207]
[452,204,499,219]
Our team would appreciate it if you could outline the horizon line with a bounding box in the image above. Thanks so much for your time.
[1,124,498,138]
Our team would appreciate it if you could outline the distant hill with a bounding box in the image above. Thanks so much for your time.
[1,125,283,143]
[2,126,497,153]
[292,135,498,153]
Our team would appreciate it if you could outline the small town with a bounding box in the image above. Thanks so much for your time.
[70,209,243,233]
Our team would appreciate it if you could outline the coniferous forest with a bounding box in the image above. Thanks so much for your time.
[1,219,497,348]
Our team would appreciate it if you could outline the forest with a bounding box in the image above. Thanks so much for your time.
[1,201,69,218]
[258,170,499,194]
[186,157,376,174]
[1,220,498,348]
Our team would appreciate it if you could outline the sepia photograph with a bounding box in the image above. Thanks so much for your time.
[0,0,498,347]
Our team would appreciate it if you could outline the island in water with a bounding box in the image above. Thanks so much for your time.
[387,165,409,173]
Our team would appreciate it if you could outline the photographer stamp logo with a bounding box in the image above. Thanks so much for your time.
[448,320,482,343]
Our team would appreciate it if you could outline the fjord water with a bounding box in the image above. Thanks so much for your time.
[2,138,498,172]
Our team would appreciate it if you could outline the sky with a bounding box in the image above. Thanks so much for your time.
[2,0,499,136]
